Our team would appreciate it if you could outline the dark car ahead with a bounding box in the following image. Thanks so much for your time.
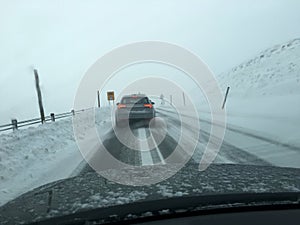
[115,94,155,126]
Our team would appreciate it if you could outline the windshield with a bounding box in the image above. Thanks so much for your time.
[0,0,300,224]
[121,97,150,104]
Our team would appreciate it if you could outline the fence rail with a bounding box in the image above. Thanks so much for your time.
[0,108,90,133]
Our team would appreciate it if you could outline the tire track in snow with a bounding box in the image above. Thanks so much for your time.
[157,107,300,152]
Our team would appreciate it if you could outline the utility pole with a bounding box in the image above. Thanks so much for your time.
[34,69,45,123]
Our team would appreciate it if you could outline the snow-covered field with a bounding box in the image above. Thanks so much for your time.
[0,38,300,207]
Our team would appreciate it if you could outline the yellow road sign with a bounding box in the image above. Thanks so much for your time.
[107,91,115,101]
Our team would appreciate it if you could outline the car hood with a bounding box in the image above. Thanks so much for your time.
[1,163,300,224]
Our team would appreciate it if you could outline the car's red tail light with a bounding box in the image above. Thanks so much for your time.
[144,104,153,108]
[117,104,127,109]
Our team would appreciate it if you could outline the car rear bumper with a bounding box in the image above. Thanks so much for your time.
[116,110,155,120]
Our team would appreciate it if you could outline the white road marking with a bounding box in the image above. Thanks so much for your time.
[150,132,166,165]
[138,128,154,166]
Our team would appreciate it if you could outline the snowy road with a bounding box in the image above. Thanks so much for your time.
[78,113,186,174]
[76,107,300,176]
[1,106,299,207]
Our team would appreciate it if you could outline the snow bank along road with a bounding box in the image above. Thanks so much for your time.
[76,106,300,175]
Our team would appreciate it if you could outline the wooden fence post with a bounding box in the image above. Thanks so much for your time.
[34,69,45,123]
[97,91,101,108]
[11,119,18,131]
[50,113,55,122]
[222,87,230,109]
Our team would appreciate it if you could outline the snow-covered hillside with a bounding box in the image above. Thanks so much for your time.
[218,38,300,97]
[214,38,300,148]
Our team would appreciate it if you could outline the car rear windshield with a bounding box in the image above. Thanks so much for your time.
[121,97,150,104]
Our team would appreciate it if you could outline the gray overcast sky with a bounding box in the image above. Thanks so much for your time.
[0,0,300,123]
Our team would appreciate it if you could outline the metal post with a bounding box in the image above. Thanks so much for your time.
[222,87,230,109]
[11,119,18,131]
[34,69,45,123]
[50,113,55,122]
[170,95,173,105]
[182,92,186,106]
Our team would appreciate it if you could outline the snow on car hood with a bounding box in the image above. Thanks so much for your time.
[0,163,300,224]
